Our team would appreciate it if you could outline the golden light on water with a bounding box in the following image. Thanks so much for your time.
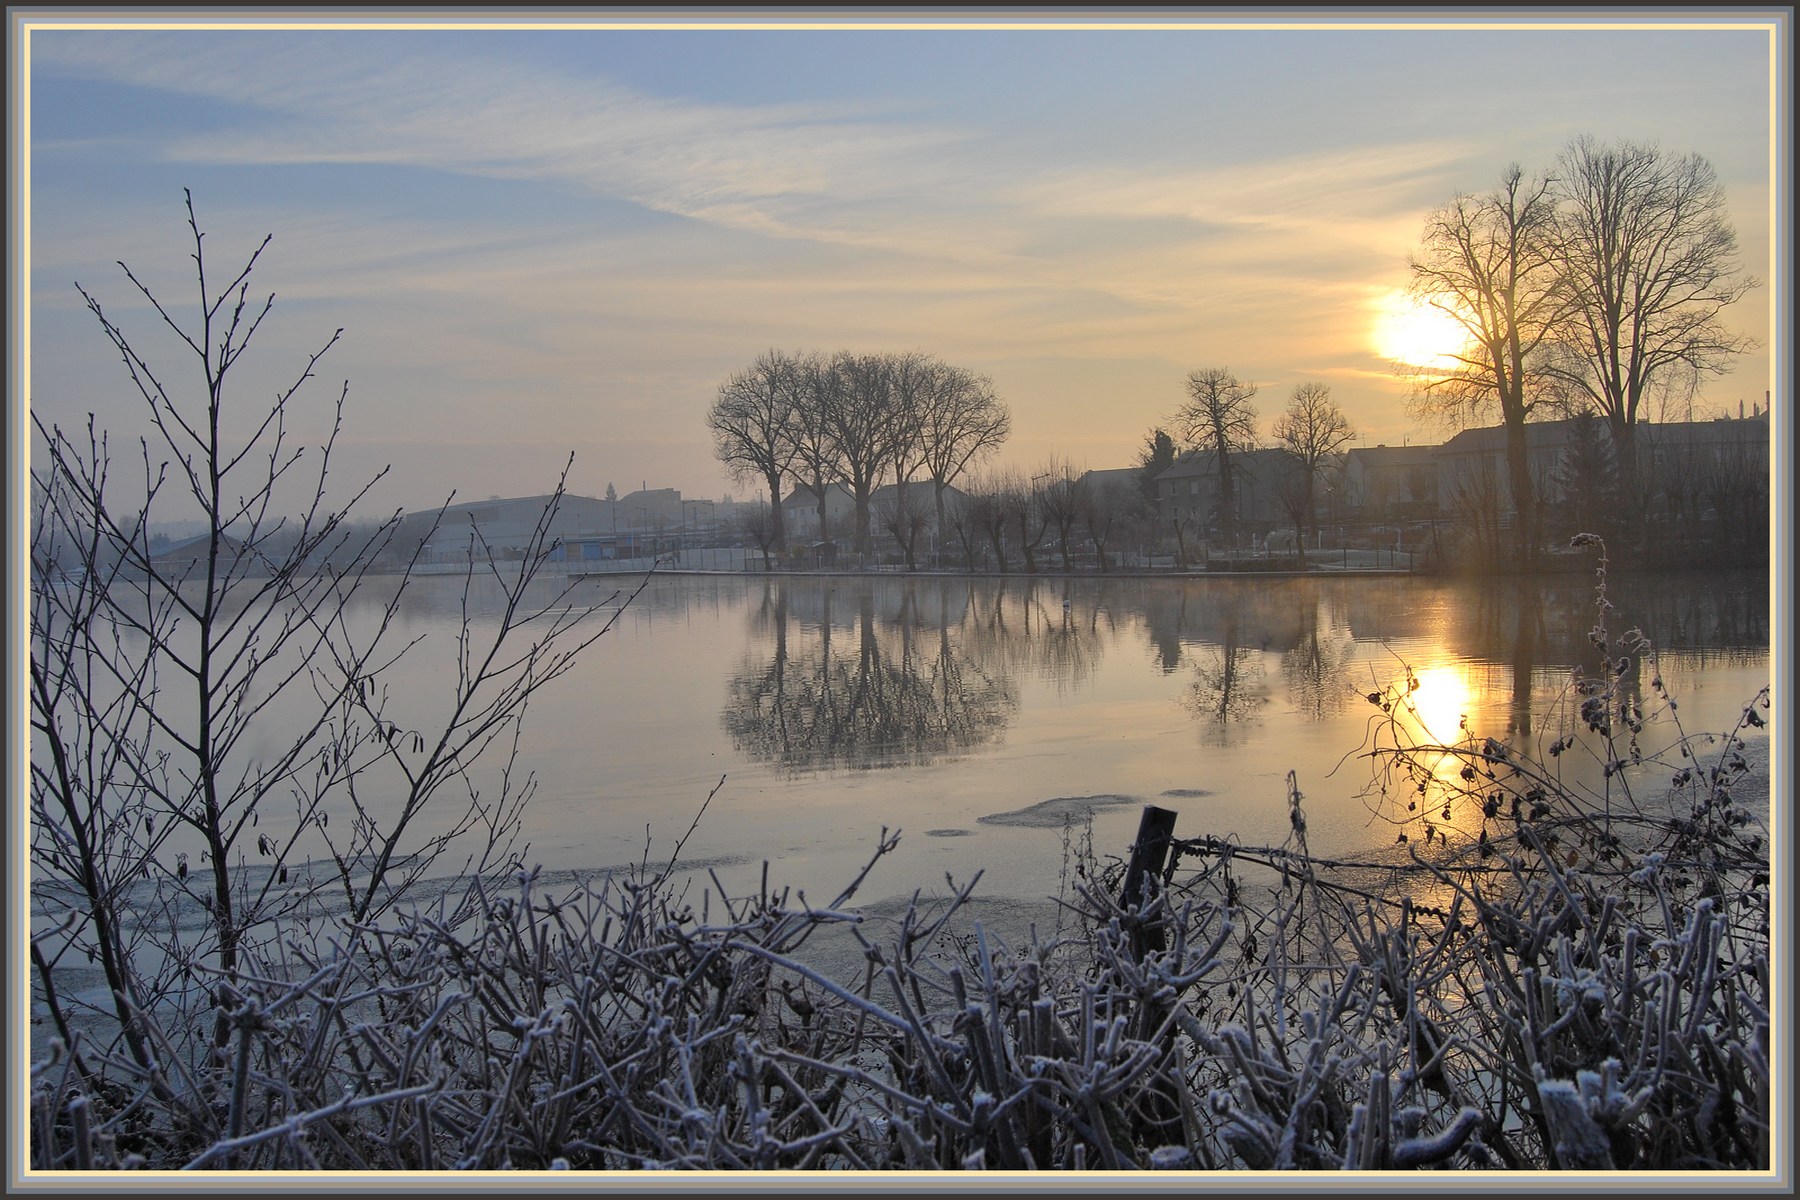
[1407,664,1474,746]
[1373,290,1476,371]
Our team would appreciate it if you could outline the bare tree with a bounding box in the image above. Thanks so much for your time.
[876,482,932,571]
[1546,136,1760,492]
[812,352,915,553]
[1407,165,1564,568]
[1081,478,1135,573]
[1005,470,1049,574]
[917,363,1011,535]
[30,195,621,1104]
[1033,457,1083,571]
[1174,368,1259,543]
[737,501,782,570]
[882,350,936,485]
[788,350,839,546]
[708,350,803,556]
[963,472,1013,573]
[943,486,984,571]
[1270,382,1355,563]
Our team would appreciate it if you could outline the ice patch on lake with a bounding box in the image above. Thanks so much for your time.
[977,794,1140,828]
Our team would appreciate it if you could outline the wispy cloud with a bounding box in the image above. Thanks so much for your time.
[34,32,972,241]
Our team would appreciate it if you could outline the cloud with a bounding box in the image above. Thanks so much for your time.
[33,32,972,242]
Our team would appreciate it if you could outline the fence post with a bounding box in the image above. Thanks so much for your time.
[1121,805,1179,957]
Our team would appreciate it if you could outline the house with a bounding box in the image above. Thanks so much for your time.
[147,531,250,581]
[1151,447,1292,541]
[408,492,641,563]
[1074,467,1144,499]
[871,480,969,528]
[1342,444,1440,522]
[1432,413,1769,521]
[780,483,857,543]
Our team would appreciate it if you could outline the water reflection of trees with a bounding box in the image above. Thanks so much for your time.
[724,582,1024,773]
[718,570,1765,771]
[962,579,1106,694]
[1434,570,1767,672]
[1185,606,1271,741]
[1282,595,1357,721]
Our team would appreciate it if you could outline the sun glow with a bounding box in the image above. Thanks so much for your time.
[1406,664,1474,747]
[1373,291,1475,371]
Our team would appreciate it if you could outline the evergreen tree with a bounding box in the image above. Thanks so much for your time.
[1137,428,1177,503]
[1549,412,1617,543]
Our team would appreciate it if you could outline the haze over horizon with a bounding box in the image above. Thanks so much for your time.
[23,13,1779,519]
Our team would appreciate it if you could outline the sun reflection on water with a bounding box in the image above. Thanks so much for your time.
[1406,664,1475,746]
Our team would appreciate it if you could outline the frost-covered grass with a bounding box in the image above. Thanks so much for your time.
[30,545,1771,1174]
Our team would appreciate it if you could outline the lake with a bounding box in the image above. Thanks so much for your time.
[352,566,1772,915]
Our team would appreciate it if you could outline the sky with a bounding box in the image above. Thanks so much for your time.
[18,11,1783,519]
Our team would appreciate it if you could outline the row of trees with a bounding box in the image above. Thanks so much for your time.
[871,362,1357,575]
[707,349,1011,556]
[1407,135,1758,566]
[720,364,1362,575]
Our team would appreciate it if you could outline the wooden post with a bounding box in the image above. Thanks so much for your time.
[1121,805,1178,957]
[1120,805,1185,1146]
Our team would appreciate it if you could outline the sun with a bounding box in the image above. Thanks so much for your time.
[1373,290,1476,371]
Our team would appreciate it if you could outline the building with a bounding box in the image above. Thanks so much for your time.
[1432,412,1770,520]
[409,490,700,562]
[780,483,858,543]
[1341,444,1440,523]
[1152,447,1293,541]
[146,531,250,581]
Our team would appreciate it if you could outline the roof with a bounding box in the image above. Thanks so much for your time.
[1152,446,1291,482]
[150,531,245,560]
[781,482,855,508]
[1345,444,1437,469]
[1076,467,1141,490]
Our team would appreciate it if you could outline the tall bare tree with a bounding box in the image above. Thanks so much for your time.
[789,350,840,546]
[1175,368,1259,543]
[708,349,803,556]
[881,351,939,545]
[876,481,932,571]
[813,351,914,553]
[916,363,1011,536]
[1034,456,1084,572]
[1407,165,1563,567]
[1546,136,1760,491]
[1271,382,1355,563]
